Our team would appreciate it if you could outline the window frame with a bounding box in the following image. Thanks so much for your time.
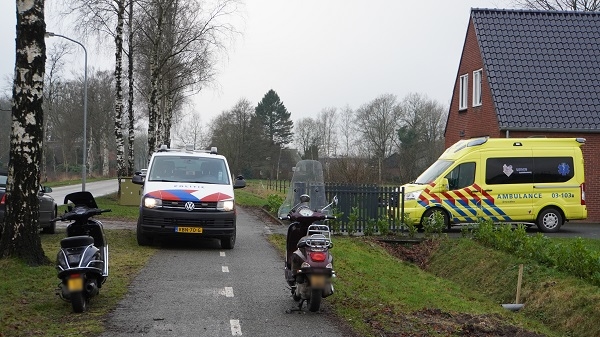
[473,69,482,107]
[459,74,468,111]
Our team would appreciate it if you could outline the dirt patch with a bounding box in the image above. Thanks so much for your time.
[364,307,546,337]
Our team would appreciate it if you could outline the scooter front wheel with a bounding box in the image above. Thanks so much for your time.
[71,291,87,313]
[308,289,322,312]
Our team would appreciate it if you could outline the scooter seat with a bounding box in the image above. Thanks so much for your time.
[60,235,94,248]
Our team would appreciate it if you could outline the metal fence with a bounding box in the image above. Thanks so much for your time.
[262,179,406,234]
[324,183,406,233]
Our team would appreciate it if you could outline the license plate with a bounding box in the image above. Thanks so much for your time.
[310,274,326,288]
[67,277,83,291]
[176,226,203,234]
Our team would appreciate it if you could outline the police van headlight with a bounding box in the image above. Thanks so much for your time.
[217,200,234,211]
[405,190,423,201]
[143,197,162,208]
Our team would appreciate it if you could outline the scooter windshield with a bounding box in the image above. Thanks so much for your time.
[63,191,99,208]
[278,160,329,218]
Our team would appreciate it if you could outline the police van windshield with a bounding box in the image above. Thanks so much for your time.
[149,156,230,184]
[414,160,453,184]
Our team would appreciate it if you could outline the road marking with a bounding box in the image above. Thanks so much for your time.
[220,251,226,257]
[222,266,229,273]
[230,319,242,336]
[224,287,234,297]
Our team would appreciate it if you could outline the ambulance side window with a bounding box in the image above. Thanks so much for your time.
[445,162,476,190]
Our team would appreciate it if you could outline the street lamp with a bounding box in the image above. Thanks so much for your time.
[45,32,87,191]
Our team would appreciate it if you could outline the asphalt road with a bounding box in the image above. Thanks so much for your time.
[99,207,352,337]
[48,179,119,204]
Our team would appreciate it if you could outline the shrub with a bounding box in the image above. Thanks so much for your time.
[347,206,359,236]
[265,194,284,215]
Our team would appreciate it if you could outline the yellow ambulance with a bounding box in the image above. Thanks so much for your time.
[401,137,586,233]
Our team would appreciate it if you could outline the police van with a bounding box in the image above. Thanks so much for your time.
[132,145,246,248]
[401,137,586,233]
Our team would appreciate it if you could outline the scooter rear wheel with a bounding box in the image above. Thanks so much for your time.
[71,291,87,313]
[308,289,322,312]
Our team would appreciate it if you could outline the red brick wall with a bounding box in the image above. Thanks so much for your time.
[445,19,503,143]
[444,20,600,222]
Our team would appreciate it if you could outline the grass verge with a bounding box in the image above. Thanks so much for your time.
[0,229,155,337]
[269,234,559,336]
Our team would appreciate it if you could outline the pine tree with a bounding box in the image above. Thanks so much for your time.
[254,89,294,146]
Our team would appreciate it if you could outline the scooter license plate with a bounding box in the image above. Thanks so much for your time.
[176,227,203,233]
[67,277,84,292]
[310,274,326,288]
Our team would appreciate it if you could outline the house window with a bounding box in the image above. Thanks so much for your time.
[459,74,468,110]
[473,69,482,107]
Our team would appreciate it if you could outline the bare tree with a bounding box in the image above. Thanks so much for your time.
[396,93,447,183]
[42,43,69,180]
[354,94,401,183]
[171,110,210,150]
[316,107,338,158]
[512,0,600,10]
[337,105,358,156]
[137,0,242,160]
[57,0,129,176]
[0,0,49,265]
[209,98,254,176]
[294,117,319,159]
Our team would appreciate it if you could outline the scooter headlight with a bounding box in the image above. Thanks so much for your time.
[217,200,234,211]
[143,197,162,208]
[405,190,424,201]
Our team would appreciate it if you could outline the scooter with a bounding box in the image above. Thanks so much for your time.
[277,160,337,312]
[54,191,111,313]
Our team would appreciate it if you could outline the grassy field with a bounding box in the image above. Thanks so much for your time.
[1,180,599,336]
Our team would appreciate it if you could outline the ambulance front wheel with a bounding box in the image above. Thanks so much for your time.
[536,208,563,233]
[422,208,450,230]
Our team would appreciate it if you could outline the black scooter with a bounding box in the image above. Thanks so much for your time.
[54,191,111,313]
[281,194,337,312]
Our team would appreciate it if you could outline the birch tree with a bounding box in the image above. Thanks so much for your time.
[0,0,49,265]
[62,0,130,176]
[138,0,241,160]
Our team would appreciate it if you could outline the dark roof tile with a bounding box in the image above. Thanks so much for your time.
[472,8,600,130]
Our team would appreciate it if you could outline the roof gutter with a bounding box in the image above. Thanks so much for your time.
[501,127,600,134]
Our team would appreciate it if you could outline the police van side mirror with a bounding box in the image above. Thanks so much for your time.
[132,175,145,185]
[234,175,246,189]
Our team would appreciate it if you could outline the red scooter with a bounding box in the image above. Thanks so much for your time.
[278,160,337,312]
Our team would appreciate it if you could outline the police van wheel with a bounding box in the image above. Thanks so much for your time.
[221,230,236,250]
[536,208,563,233]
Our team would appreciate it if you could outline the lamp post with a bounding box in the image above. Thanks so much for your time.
[45,32,87,191]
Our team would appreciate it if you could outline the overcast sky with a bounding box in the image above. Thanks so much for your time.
[0,0,510,122]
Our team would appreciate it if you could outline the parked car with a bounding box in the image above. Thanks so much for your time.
[0,172,58,234]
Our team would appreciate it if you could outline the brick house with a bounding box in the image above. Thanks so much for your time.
[445,8,600,222]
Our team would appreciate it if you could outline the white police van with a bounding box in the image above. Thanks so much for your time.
[132,145,246,249]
